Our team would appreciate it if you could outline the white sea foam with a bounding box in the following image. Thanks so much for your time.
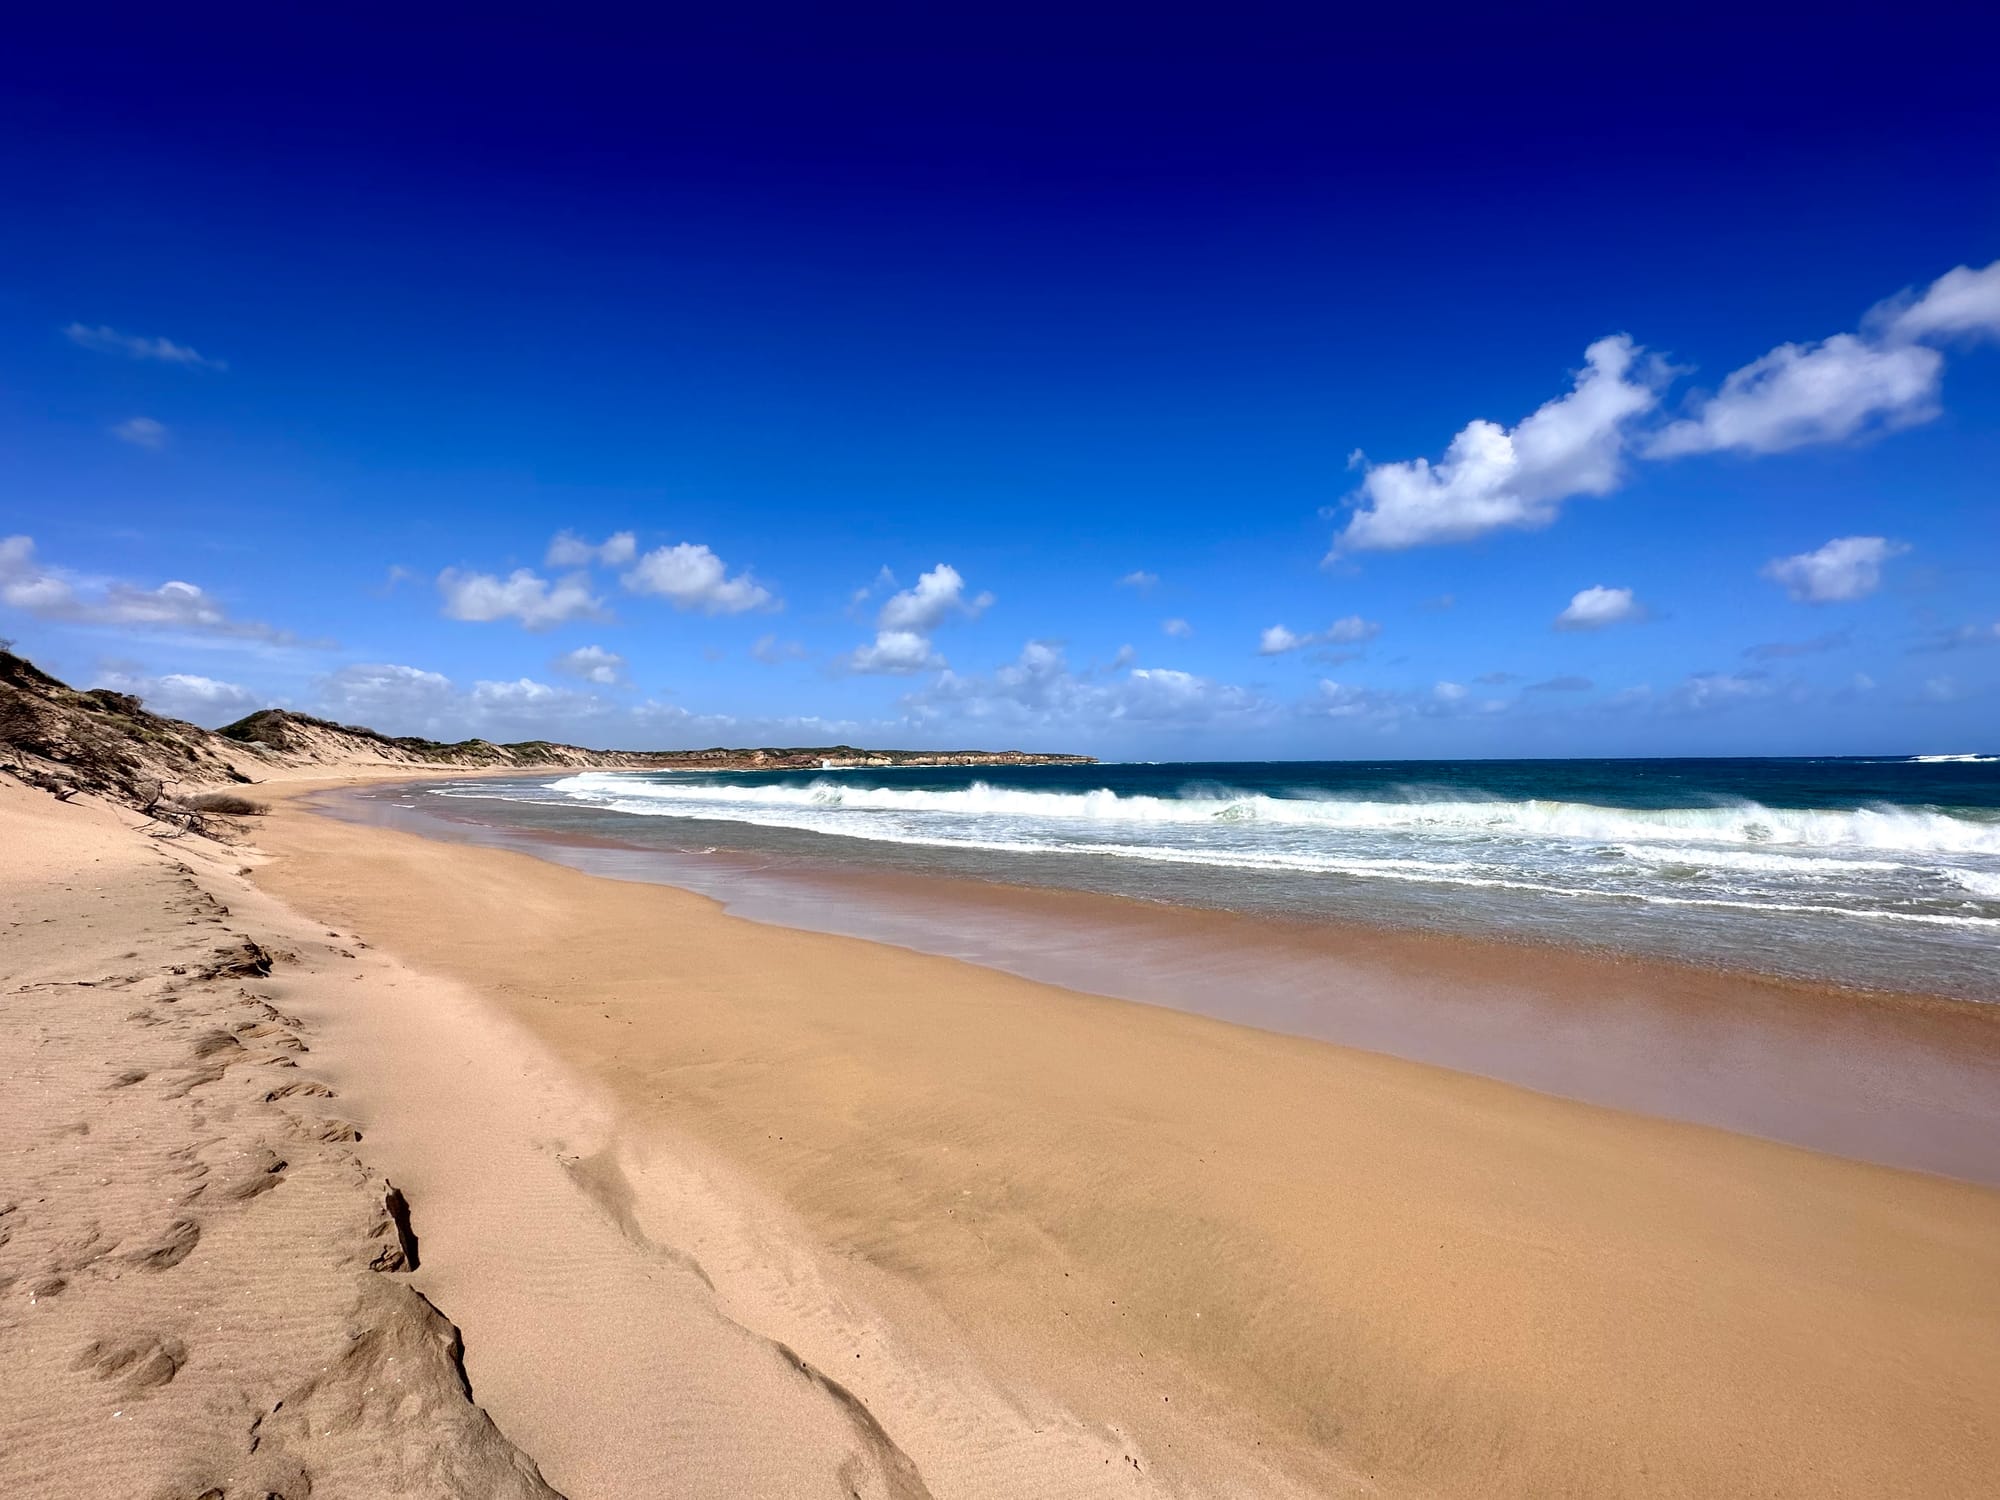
[544,773,2000,857]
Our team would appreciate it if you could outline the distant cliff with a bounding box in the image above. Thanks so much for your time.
[0,650,1090,809]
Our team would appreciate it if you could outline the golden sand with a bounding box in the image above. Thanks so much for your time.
[239,782,2000,1498]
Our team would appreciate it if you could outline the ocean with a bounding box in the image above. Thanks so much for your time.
[410,755,2000,1003]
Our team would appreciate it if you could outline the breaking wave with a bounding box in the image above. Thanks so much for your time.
[542,773,2000,858]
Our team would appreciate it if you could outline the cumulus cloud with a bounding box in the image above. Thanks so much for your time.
[846,629,944,675]
[841,563,990,674]
[546,530,637,568]
[112,416,168,449]
[91,670,260,724]
[877,564,992,633]
[1328,262,1996,566]
[1876,259,2000,343]
[1648,335,1941,457]
[1339,335,1663,551]
[1556,585,1644,630]
[1,534,304,645]
[437,567,604,629]
[552,644,627,685]
[1257,616,1381,655]
[1762,536,1907,603]
[1161,617,1193,639]
[622,542,774,614]
[1650,263,2000,460]
[1118,570,1159,591]
[65,323,227,370]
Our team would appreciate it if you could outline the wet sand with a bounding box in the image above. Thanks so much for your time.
[252,779,2000,1498]
[322,781,2000,1184]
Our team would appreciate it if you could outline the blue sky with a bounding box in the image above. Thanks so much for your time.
[4,5,1998,757]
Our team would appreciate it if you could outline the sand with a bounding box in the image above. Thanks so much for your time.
[258,779,2000,1498]
[7,770,2000,1498]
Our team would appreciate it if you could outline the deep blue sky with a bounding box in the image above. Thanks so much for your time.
[5,4,1998,755]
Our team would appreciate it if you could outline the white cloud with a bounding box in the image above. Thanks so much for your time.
[1118,570,1160,590]
[546,530,638,568]
[1648,334,1941,457]
[437,567,604,630]
[318,663,456,720]
[1433,680,1467,702]
[1762,536,1907,603]
[1162,617,1193,638]
[1877,260,2000,343]
[622,542,774,614]
[91,670,259,724]
[1339,335,1662,551]
[470,677,569,708]
[877,564,992,633]
[751,634,808,664]
[904,641,1272,731]
[1,534,301,644]
[552,644,627,685]
[840,563,990,675]
[1258,624,1304,656]
[1258,616,1381,655]
[846,629,944,675]
[1556,585,1644,631]
[112,416,168,449]
[65,323,227,370]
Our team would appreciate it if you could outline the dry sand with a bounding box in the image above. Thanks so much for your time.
[7,769,2000,1498]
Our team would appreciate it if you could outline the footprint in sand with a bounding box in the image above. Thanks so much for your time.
[73,1332,189,1391]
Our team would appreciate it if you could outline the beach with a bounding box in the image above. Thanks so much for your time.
[6,766,2000,1497]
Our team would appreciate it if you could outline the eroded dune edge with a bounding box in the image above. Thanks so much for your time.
[0,779,564,1499]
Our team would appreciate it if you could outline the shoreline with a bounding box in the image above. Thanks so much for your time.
[245,774,2000,1497]
[316,774,2000,1185]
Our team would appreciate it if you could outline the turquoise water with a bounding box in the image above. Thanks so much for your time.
[428,755,2000,999]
